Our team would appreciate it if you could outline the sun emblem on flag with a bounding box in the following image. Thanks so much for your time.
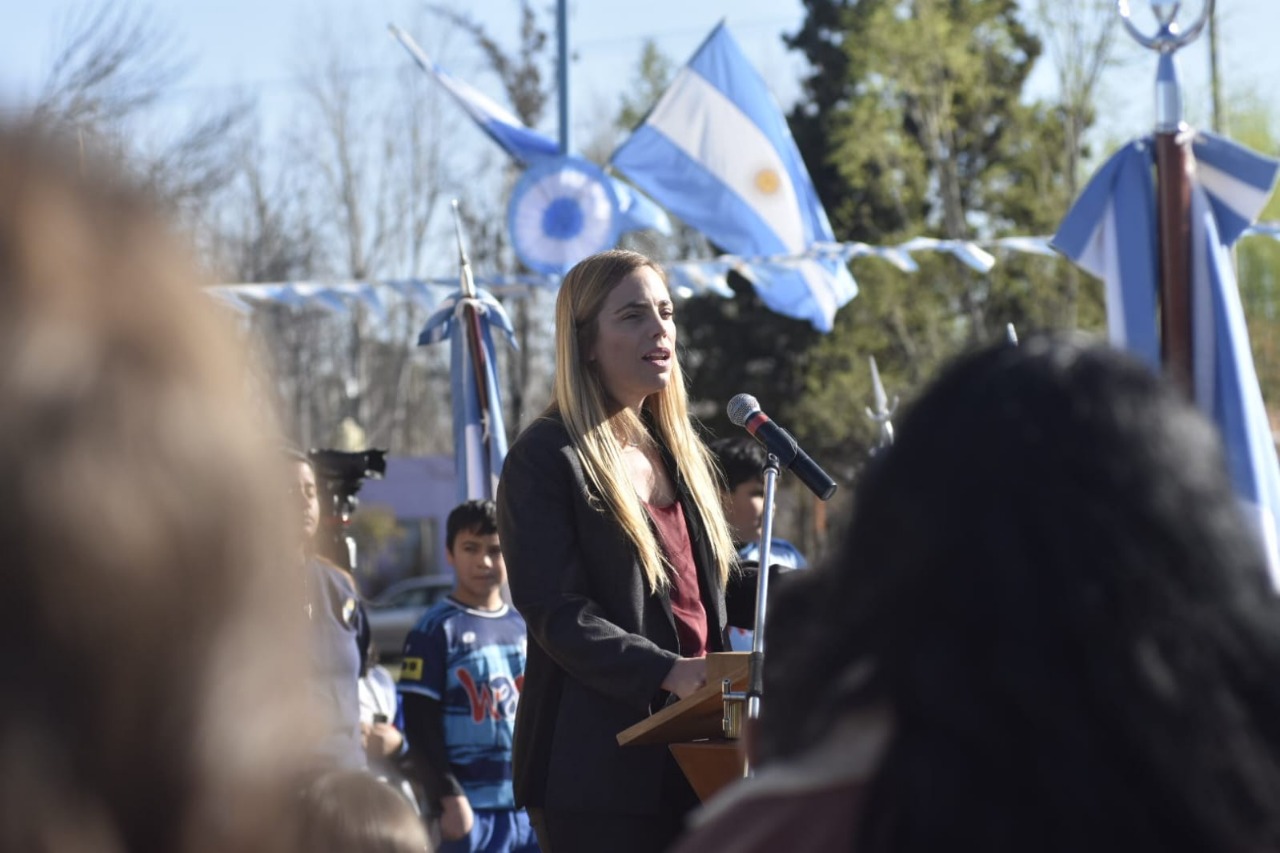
[754,168,781,195]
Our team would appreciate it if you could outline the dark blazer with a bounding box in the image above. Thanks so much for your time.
[496,413,733,815]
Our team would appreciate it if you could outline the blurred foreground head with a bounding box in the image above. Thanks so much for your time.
[764,333,1280,852]
[298,770,431,853]
[0,123,312,852]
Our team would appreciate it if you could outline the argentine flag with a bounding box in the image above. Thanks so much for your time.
[1053,131,1280,584]
[610,23,856,332]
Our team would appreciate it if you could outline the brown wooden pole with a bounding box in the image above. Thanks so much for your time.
[1120,1,1215,399]
[1155,130,1194,395]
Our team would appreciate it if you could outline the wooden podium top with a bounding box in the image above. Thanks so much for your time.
[616,652,750,746]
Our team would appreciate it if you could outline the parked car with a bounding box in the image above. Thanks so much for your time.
[365,575,454,658]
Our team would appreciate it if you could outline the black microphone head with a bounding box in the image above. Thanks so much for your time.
[726,393,761,427]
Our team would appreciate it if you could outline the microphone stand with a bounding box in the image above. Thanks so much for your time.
[748,453,780,717]
[722,452,781,778]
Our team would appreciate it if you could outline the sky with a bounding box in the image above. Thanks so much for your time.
[4,0,1278,145]
[1,0,1278,266]
[0,0,809,143]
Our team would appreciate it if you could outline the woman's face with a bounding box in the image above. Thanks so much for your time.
[588,265,676,413]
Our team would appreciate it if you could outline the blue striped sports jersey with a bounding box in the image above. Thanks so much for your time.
[398,597,526,809]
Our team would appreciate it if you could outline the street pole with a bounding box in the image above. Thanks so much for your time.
[557,0,570,155]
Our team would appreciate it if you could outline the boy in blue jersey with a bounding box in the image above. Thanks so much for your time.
[399,500,539,853]
[711,437,808,652]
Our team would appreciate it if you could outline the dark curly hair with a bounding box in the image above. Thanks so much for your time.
[761,333,1280,852]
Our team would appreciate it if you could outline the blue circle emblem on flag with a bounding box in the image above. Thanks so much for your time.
[507,156,620,276]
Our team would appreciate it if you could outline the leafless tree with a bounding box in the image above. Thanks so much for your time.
[1034,0,1120,325]
[210,126,319,284]
[427,1,550,130]
[235,11,468,453]
[1035,0,1119,198]
[424,0,557,434]
[32,1,181,132]
[24,0,541,455]
[31,1,249,221]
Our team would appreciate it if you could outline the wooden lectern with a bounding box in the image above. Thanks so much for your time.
[616,652,749,802]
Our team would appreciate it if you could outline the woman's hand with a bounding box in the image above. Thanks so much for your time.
[661,657,708,699]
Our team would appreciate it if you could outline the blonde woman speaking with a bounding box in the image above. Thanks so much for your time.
[497,250,753,853]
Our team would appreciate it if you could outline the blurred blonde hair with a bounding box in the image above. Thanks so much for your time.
[0,123,314,853]
[551,249,736,591]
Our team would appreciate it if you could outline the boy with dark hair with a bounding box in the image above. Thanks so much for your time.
[710,437,808,652]
[399,500,538,853]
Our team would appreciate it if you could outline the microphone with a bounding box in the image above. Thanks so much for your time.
[726,394,838,501]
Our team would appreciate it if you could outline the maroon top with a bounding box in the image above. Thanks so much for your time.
[645,499,708,658]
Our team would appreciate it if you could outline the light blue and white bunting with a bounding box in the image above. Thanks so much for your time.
[1053,131,1280,582]
[208,224,1280,317]
[610,22,856,332]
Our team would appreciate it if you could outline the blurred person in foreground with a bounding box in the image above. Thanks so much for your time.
[299,769,432,853]
[497,250,755,853]
[673,333,1280,853]
[0,122,315,852]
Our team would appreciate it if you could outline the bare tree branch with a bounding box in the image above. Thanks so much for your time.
[33,0,186,133]
[426,0,549,127]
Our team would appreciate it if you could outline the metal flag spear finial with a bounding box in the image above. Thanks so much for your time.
[865,356,898,451]
[451,199,478,300]
[1117,0,1213,134]
[1117,0,1211,52]
[449,199,493,449]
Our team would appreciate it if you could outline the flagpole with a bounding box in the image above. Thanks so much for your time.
[1155,64,1194,395]
[1117,0,1213,395]
[452,200,496,489]
[557,0,570,154]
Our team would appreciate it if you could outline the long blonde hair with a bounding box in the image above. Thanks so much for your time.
[550,249,737,592]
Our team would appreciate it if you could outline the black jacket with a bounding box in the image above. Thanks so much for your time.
[496,413,738,814]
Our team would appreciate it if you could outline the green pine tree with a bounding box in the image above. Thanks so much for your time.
[784,0,1103,473]
[1228,92,1280,420]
